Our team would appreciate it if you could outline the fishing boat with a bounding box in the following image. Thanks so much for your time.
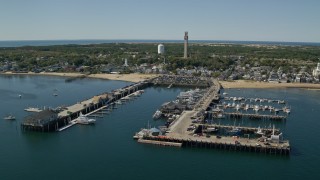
[3,115,16,120]
[76,113,96,125]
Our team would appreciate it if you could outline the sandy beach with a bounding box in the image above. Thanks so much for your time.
[0,72,158,83]
[220,80,320,89]
[2,72,320,89]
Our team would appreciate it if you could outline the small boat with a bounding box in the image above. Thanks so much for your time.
[283,106,291,114]
[115,100,122,105]
[222,92,228,95]
[3,115,16,120]
[235,104,240,111]
[53,93,58,96]
[18,94,22,98]
[255,126,264,136]
[76,113,96,125]
[24,107,42,112]
[206,127,219,133]
[253,105,260,112]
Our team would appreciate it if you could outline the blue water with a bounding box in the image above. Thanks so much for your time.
[0,75,320,180]
[0,39,319,47]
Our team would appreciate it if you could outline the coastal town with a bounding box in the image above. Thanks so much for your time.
[1,41,320,84]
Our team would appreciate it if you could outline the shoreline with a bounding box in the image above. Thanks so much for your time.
[0,72,158,83]
[1,72,320,89]
[220,80,320,89]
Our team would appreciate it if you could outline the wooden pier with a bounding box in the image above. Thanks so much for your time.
[141,136,290,155]
[21,80,151,132]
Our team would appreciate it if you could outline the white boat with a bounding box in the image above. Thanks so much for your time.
[255,126,264,136]
[283,106,291,114]
[53,93,58,96]
[152,110,162,119]
[235,104,240,111]
[76,113,96,125]
[115,100,122,105]
[268,125,283,143]
[223,92,228,95]
[244,104,249,111]
[253,105,260,112]
[3,115,16,120]
[24,107,42,112]
[206,127,219,133]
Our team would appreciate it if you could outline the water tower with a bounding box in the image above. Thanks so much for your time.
[158,44,165,55]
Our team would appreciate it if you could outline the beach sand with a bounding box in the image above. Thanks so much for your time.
[220,80,320,89]
[2,72,320,89]
[1,72,158,83]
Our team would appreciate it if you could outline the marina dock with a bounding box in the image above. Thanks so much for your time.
[134,76,290,155]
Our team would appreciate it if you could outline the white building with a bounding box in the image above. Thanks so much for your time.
[158,44,164,55]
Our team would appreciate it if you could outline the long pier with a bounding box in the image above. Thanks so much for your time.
[194,79,220,111]
[21,80,151,132]
[142,136,290,155]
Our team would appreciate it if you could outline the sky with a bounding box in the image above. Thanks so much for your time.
[0,0,319,42]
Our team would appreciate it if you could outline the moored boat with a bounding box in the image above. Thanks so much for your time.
[76,113,96,125]
[3,115,16,120]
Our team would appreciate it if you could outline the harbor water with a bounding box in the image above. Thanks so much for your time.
[0,75,320,180]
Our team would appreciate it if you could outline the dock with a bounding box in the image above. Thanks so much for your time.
[143,109,290,155]
[223,112,287,120]
[134,78,290,155]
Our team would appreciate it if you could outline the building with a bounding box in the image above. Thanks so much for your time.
[158,44,165,55]
[184,31,188,59]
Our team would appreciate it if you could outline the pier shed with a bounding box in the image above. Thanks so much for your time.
[21,110,58,132]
